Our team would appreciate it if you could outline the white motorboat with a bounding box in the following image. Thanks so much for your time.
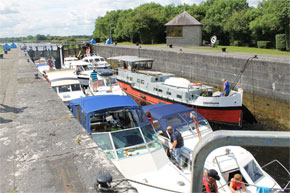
[83,53,111,69]
[46,69,85,102]
[68,95,191,193]
[143,103,287,193]
[87,69,125,96]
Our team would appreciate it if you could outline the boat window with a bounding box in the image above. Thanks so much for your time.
[137,79,140,83]
[111,128,144,149]
[177,94,182,99]
[71,84,81,91]
[58,85,70,93]
[94,58,100,62]
[158,89,162,92]
[166,91,171,95]
[147,140,162,152]
[116,144,148,159]
[52,87,57,92]
[163,114,185,128]
[244,160,264,183]
[180,111,200,123]
[141,80,144,84]
[140,125,157,143]
[129,109,147,124]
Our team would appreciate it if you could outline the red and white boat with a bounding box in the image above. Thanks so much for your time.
[108,56,243,126]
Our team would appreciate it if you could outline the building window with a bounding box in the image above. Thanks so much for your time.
[167,26,183,37]
[141,80,144,84]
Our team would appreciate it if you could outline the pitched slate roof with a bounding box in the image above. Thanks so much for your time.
[165,11,202,26]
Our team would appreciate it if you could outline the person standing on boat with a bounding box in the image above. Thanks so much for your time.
[229,174,247,193]
[167,126,184,169]
[202,169,220,193]
[90,69,98,91]
[223,79,230,96]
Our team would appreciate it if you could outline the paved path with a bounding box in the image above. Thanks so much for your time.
[0,49,124,193]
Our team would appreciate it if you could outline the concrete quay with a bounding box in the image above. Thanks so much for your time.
[0,49,124,193]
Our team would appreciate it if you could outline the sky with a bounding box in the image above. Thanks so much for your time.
[0,0,260,38]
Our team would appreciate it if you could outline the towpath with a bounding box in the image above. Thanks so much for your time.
[0,49,124,193]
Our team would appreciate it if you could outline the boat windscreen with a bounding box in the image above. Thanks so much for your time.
[91,133,113,150]
[71,84,81,91]
[105,78,118,86]
[111,128,144,149]
[244,160,264,183]
[58,85,70,93]
[140,125,157,143]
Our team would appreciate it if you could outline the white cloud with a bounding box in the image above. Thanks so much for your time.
[0,0,260,38]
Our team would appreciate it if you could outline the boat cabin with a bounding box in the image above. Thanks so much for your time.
[46,70,85,102]
[108,56,154,71]
[83,54,111,69]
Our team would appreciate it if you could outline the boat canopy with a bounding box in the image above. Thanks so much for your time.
[69,95,138,114]
[142,103,205,131]
[108,56,154,63]
[97,69,113,76]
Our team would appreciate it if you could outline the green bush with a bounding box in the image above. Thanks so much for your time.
[233,41,242,46]
[275,34,286,51]
[257,41,271,49]
[286,35,289,51]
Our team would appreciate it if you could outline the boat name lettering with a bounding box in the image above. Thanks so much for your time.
[203,102,219,104]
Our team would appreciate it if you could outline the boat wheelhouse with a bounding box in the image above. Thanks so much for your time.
[108,55,243,126]
[82,54,111,69]
[68,95,190,193]
[46,69,85,102]
[143,103,285,193]
[87,69,125,96]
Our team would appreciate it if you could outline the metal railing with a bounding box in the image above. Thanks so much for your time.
[190,130,290,193]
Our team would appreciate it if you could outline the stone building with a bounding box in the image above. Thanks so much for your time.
[165,11,202,46]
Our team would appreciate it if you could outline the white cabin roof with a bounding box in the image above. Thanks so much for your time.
[163,77,191,88]
[70,60,92,66]
[108,56,154,63]
[46,70,80,87]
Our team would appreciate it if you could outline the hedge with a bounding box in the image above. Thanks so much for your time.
[257,41,271,49]
[233,41,242,46]
[275,34,286,51]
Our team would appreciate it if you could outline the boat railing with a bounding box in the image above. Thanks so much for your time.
[261,159,290,190]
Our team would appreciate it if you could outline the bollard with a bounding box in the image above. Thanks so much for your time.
[4,50,8,54]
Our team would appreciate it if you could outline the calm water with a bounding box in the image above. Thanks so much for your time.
[212,122,290,189]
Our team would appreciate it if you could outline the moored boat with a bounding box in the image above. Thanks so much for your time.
[82,53,111,69]
[143,103,286,193]
[87,69,125,96]
[108,56,243,126]
[68,95,190,193]
[46,69,85,102]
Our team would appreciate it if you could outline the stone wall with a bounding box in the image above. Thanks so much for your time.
[166,26,202,46]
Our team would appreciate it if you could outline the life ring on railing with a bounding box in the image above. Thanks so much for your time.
[193,82,202,86]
